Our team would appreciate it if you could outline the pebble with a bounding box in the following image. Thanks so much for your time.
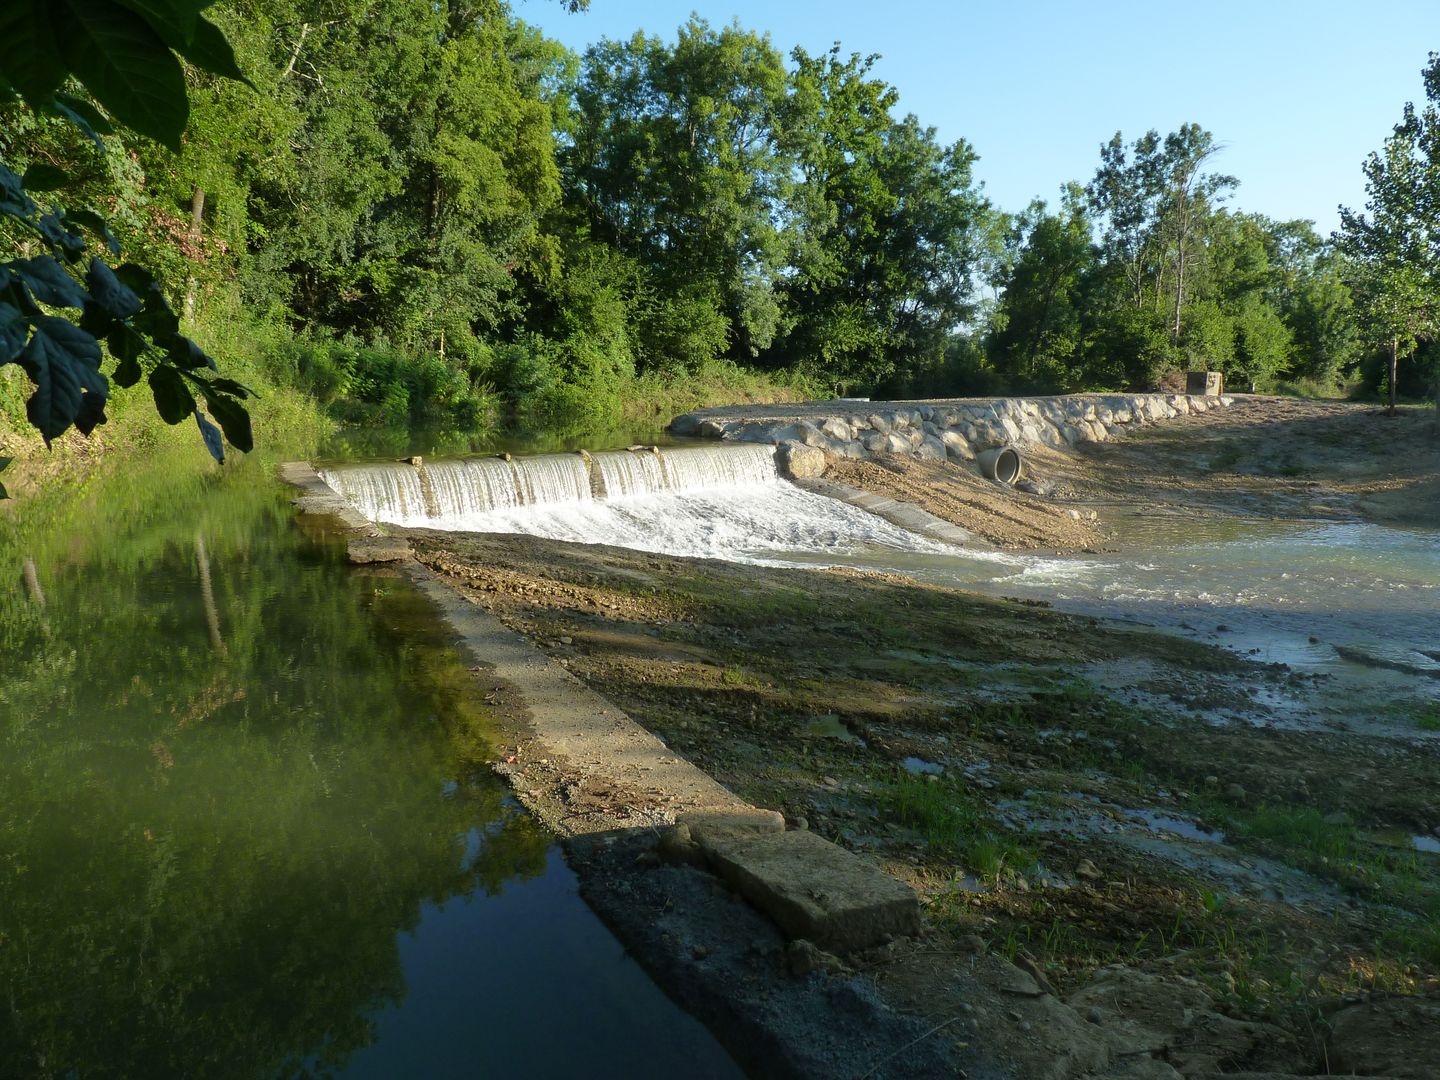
[1075,858,1103,881]
[1007,1010,1023,1023]
[1087,1007,1104,1025]
[559,635,573,645]
[1225,783,1247,802]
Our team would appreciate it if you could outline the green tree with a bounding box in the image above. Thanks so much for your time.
[777,47,991,392]
[1087,125,1236,344]
[564,19,790,371]
[1337,52,1440,415]
[988,189,1095,389]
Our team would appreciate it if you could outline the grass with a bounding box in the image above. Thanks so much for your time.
[883,776,1034,882]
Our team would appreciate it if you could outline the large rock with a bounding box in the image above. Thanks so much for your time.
[916,435,946,462]
[1068,966,1289,1077]
[769,421,823,446]
[777,440,826,479]
[694,827,921,952]
[941,430,975,461]
[1328,995,1440,1078]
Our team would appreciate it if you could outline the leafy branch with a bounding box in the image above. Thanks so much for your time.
[0,0,255,494]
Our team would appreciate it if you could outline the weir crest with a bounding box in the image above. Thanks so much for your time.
[319,443,780,526]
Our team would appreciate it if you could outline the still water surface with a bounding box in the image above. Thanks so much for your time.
[0,450,739,1079]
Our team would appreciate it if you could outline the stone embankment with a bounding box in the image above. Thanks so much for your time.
[670,393,1234,475]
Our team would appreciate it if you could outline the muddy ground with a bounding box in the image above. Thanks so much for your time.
[406,398,1440,1078]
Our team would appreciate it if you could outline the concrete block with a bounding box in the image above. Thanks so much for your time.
[694,827,921,952]
[1186,370,1223,395]
[678,808,786,849]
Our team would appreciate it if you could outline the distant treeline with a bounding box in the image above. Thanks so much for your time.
[4,1,1433,433]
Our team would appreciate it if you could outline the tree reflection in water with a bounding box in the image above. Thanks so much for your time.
[0,457,550,1078]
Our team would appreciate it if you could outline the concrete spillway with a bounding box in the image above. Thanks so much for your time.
[318,445,959,564]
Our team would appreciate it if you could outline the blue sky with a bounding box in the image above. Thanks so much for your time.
[519,0,1440,235]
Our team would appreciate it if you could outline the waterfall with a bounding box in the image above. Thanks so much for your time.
[319,444,781,526]
[590,444,777,499]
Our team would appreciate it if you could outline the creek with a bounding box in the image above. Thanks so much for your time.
[0,444,740,1079]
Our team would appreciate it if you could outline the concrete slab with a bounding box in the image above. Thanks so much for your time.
[677,808,786,848]
[694,827,921,953]
[347,536,411,563]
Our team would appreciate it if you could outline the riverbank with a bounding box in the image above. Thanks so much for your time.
[396,395,1440,1079]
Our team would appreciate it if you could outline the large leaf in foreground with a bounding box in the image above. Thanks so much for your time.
[56,0,189,149]
[17,316,108,443]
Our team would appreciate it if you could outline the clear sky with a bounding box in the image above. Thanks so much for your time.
[518,0,1440,235]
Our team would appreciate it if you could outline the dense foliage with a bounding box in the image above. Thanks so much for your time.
[3,4,1436,462]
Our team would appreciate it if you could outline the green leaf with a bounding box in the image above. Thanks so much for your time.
[202,389,252,452]
[74,387,108,433]
[106,323,145,386]
[179,16,250,85]
[56,0,189,150]
[67,209,120,254]
[167,335,215,370]
[0,0,66,101]
[0,163,36,217]
[204,375,253,399]
[194,408,223,462]
[112,0,203,43]
[86,259,142,319]
[47,93,116,149]
[13,256,88,309]
[148,363,193,423]
[22,164,69,192]
[17,316,107,444]
[0,302,27,362]
[114,263,180,339]
[36,213,88,262]
[144,11,251,86]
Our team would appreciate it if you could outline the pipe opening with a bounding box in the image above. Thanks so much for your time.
[977,446,1023,485]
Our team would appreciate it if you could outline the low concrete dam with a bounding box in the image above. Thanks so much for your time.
[318,444,966,562]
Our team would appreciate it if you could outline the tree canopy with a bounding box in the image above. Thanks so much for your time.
[4,2,1434,458]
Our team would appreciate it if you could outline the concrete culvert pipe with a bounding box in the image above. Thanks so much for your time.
[976,446,1023,485]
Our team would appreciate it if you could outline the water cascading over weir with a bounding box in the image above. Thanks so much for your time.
[319,444,783,528]
[315,442,976,563]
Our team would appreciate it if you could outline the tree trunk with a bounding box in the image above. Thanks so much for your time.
[281,23,311,80]
[183,185,205,322]
[196,532,227,658]
[22,558,45,607]
[1388,337,1398,414]
[1172,243,1185,344]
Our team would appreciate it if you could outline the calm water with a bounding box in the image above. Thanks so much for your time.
[0,451,740,1079]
